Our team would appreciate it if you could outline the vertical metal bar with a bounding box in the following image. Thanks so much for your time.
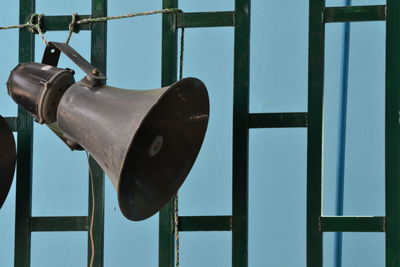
[88,0,107,266]
[159,0,178,267]
[385,1,400,266]
[14,0,35,266]
[307,0,325,266]
[334,1,352,267]
[232,0,250,266]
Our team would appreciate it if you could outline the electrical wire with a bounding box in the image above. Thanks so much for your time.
[86,152,96,267]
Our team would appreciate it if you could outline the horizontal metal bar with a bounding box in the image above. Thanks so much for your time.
[5,116,18,132]
[177,11,235,28]
[248,112,308,128]
[178,216,232,231]
[324,5,386,23]
[321,216,385,232]
[30,216,88,232]
[43,12,235,32]
[43,15,91,31]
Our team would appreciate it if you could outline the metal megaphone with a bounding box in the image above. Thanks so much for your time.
[7,42,209,221]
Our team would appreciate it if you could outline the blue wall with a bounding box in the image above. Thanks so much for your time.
[0,0,387,266]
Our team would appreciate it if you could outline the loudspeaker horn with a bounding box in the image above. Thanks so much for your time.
[7,42,209,221]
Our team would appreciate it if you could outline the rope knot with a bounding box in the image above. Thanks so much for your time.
[66,13,79,44]
[27,13,48,45]
[69,13,79,33]
[27,13,45,34]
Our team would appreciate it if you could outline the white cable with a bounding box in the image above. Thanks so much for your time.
[86,152,95,267]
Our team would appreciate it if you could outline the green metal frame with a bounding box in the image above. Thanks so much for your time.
[159,1,250,267]
[159,1,400,267]
[306,2,400,267]
[7,1,397,267]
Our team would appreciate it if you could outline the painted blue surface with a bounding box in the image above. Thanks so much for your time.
[0,0,386,266]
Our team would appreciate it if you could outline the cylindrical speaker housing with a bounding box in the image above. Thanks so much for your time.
[7,63,75,124]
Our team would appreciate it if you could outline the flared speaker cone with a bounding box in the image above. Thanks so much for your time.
[118,78,209,220]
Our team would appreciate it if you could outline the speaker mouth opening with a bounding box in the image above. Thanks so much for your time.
[117,77,210,221]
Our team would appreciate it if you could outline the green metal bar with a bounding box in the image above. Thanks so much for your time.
[321,216,385,232]
[30,216,88,232]
[324,5,386,23]
[14,0,35,266]
[385,0,400,265]
[178,216,232,232]
[307,0,325,266]
[88,0,107,266]
[5,116,18,132]
[248,112,308,128]
[232,0,250,266]
[176,11,235,28]
[159,1,178,267]
[43,15,91,31]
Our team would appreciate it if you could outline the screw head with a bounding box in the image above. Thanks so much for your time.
[92,68,100,75]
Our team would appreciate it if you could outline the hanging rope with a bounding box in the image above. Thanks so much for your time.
[0,8,182,45]
[66,12,78,44]
[175,17,184,267]
[0,23,29,30]
[0,13,46,45]
[0,8,182,30]
[179,28,185,80]
[76,8,181,24]
[174,194,180,267]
